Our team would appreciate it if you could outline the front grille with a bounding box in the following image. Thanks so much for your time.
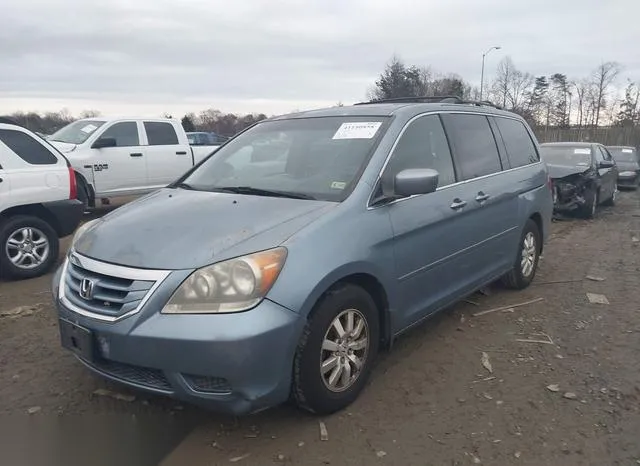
[84,357,173,392]
[64,262,155,318]
[183,374,232,394]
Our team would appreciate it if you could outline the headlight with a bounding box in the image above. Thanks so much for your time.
[71,219,99,247]
[162,247,287,314]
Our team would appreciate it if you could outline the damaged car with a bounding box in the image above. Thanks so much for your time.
[607,146,639,190]
[540,142,617,219]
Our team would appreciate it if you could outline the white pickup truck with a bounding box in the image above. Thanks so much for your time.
[48,117,219,208]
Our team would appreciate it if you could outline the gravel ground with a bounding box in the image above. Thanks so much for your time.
[1,192,639,466]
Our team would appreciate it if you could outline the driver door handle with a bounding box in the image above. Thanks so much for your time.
[475,192,490,202]
[130,153,143,157]
[450,198,467,210]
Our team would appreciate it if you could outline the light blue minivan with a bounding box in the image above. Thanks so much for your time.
[52,97,553,415]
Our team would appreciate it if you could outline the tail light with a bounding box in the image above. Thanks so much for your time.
[68,166,77,200]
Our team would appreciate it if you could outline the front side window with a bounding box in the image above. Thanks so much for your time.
[182,116,388,202]
[49,120,106,145]
[100,122,139,147]
[0,129,58,165]
[382,114,456,193]
[144,122,179,146]
[494,117,539,168]
[442,114,502,180]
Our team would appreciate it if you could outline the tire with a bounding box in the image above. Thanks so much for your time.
[76,177,91,211]
[501,219,541,290]
[292,284,380,415]
[578,188,598,219]
[0,215,60,280]
[602,183,617,206]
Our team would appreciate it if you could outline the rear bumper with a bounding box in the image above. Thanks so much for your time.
[43,199,84,237]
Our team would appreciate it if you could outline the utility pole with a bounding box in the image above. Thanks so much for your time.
[480,46,502,101]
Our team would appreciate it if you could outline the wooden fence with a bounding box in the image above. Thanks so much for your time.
[533,126,640,148]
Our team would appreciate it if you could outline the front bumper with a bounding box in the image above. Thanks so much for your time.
[43,199,84,237]
[52,264,304,415]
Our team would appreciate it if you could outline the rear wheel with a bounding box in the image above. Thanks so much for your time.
[0,215,59,280]
[292,284,379,415]
[501,219,541,290]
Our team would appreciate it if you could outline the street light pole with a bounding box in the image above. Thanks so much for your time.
[480,46,501,101]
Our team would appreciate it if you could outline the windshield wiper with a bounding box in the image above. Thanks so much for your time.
[173,182,196,190]
[214,186,316,200]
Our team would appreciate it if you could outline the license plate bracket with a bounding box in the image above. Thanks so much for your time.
[59,319,95,362]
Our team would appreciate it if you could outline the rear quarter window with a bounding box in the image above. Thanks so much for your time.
[0,129,59,165]
[494,117,539,168]
[144,122,179,146]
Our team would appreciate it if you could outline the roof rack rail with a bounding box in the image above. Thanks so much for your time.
[355,96,502,109]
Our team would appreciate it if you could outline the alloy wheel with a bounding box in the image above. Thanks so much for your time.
[5,227,50,270]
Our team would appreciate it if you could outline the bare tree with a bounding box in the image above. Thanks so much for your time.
[79,110,101,118]
[490,57,517,108]
[590,62,621,127]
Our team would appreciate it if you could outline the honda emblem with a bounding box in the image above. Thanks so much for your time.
[79,278,95,300]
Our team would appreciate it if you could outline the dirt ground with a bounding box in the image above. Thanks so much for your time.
[1,193,639,466]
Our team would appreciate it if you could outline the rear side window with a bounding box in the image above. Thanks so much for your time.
[144,122,179,146]
[0,129,58,165]
[442,114,502,180]
[494,117,539,168]
[383,114,456,191]
[101,122,139,147]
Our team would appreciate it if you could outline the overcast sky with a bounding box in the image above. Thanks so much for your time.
[1,0,638,117]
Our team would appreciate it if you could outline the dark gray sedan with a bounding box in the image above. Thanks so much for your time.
[540,142,618,218]
[607,146,639,189]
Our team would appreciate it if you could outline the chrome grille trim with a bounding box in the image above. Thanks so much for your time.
[59,252,171,323]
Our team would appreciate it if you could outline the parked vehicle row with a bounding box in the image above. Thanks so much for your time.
[48,117,219,209]
[51,96,554,416]
[0,118,83,280]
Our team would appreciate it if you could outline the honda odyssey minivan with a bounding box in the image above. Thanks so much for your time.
[52,97,553,415]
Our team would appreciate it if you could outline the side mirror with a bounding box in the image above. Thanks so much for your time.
[92,137,117,149]
[598,159,615,169]
[394,168,439,197]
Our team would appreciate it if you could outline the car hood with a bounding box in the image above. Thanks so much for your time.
[74,188,336,270]
[546,163,590,179]
[616,161,639,172]
[49,141,78,153]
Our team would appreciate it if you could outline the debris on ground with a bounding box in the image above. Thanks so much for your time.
[298,442,305,447]
[464,299,479,306]
[482,393,493,400]
[472,298,544,317]
[478,287,493,296]
[229,453,251,462]
[515,451,522,459]
[586,293,610,305]
[276,454,286,461]
[632,236,639,243]
[319,421,329,441]
[376,451,387,458]
[515,332,555,345]
[92,388,136,402]
[472,376,496,384]
[0,304,43,318]
[27,406,41,414]
[481,352,493,374]
[563,392,578,400]
[546,384,560,392]
[586,275,605,282]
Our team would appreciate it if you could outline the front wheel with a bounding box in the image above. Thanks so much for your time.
[292,284,380,415]
[578,188,598,219]
[501,219,541,290]
[602,183,617,206]
[0,215,59,280]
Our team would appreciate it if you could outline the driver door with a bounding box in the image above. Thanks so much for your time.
[90,121,146,195]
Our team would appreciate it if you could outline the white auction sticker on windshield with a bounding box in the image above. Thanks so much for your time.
[574,148,591,154]
[81,124,98,134]
[622,149,633,153]
[332,122,382,140]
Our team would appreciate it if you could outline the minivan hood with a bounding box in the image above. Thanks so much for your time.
[74,189,336,269]
[49,141,77,153]
[546,163,590,179]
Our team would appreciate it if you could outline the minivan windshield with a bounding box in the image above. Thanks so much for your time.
[181,116,388,202]
[609,147,638,163]
[540,146,592,167]
[49,120,106,145]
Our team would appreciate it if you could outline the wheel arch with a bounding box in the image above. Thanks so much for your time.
[0,204,62,237]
